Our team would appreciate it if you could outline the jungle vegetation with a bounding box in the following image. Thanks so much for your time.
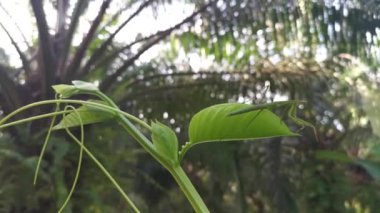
[0,0,380,212]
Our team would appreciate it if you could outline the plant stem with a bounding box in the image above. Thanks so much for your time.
[0,92,209,212]
[67,132,140,213]
[169,165,210,213]
[96,91,210,212]
[1,110,72,130]
[34,103,60,185]
[0,99,151,130]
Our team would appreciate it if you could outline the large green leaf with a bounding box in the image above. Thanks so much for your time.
[188,103,297,144]
[53,101,115,130]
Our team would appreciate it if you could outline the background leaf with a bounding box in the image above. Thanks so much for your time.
[315,150,353,163]
[356,160,380,181]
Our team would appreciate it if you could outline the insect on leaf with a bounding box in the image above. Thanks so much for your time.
[229,100,320,142]
[188,103,297,144]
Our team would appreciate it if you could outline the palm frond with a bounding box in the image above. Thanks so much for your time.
[65,0,113,81]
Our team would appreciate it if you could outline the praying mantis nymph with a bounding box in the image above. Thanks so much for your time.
[229,100,320,142]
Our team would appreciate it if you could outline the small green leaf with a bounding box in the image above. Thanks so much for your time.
[53,101,115,130]
[151,121,178,164]
[72,80,99,91]
[52,84,78,98]
[52,81,99,98]
[188,103,297,144]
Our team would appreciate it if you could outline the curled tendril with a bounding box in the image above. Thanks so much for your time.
[0,99,151,131]
[59,108,140,212]
[57,105,84,213]
[34,94,61,185]
[0,95,140,212]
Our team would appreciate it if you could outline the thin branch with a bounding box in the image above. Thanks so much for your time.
[31,0,58,97]
[100,1,214,91]
[56,0,69,36]
[91,33,157,72]
[120,80,236,102]
[65,0,112,81]
[0,22,32,76]
[57,0,87,78]
[0,65,23,111]
[99,35,165,91]
[107,0,155,46]
[80,0,155,76]
[124,67,315,89]
[124,71,236,88]
[98,1,133,33]
[0,2,31,49]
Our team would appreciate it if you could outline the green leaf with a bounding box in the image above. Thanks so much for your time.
[356,160,380,181]
[151,121,178,164]
[367,143,380,161]
[52,84,78,98]
[315,150,353,163]
[52,81,99,98]
[316,150,380,181]
[72,80,99,91]
[53,101,115,130]
[189,103,297,144]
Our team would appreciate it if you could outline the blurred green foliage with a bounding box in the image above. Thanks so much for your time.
[0,0,380,212]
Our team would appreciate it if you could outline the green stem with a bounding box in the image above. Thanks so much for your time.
[1,110,73,129]
[117,116,161,163]
[58,105,84,213]
[169,165,210,213]
[0,91,208,212]
[98,92,210,212]
[67,131,140,213]
[34,103,60,185]
[95,91,167,167]
[0,99,151,130]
